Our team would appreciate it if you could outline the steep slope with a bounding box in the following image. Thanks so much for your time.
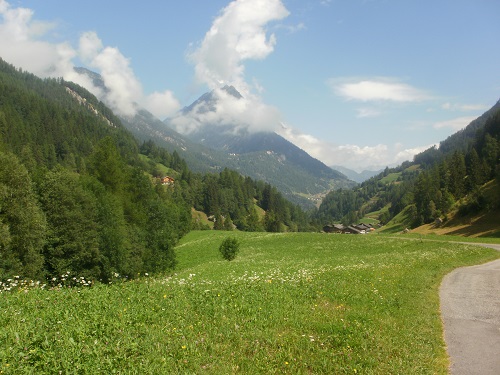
[316,98,500,236]
[415,99,500,165]
[74,68,353,208]
[74,67,228,173]
[0,58,192,280]
[166,85,354,206]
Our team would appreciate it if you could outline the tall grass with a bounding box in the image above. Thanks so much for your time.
[1,231,498,374]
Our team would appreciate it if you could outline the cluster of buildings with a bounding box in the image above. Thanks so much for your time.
[322,223,377,235]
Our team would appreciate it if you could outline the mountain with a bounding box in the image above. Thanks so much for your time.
[331,165,383,183]
[315,98,500,236]
[165,85,355,207]
[74,68,353,208]
[74,68,238,173]
[0,58,193,280]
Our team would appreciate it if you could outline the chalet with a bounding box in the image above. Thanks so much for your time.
[161,176,175,186]
[323,225,335,233]
[343,226,363,235]
[323,224,345,233]
[354,224,371,232]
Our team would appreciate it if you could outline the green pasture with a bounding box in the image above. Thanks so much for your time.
[1,231,498,374]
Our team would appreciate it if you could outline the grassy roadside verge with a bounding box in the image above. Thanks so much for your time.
[1,231,498,374]
[379,232,500,245]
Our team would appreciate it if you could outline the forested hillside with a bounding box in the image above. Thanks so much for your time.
[0,58,310,282]
[75,68,352,209]
[315,100,500,232]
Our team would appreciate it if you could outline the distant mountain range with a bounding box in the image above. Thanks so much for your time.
[75,68,354,208]
[330,166,383,183]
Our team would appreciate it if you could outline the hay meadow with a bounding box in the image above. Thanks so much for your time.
[1,231,499,374]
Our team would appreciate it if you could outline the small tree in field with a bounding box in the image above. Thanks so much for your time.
[219,237,240,261]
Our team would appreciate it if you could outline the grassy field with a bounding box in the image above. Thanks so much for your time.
[1,231,499,374]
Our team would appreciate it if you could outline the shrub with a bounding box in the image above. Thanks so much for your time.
[219,237,240,261]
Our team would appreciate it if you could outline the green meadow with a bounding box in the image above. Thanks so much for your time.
[1,231,499,374]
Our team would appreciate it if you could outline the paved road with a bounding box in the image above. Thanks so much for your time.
[440,243,500,375]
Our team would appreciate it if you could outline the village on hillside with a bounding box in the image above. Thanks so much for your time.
[323,223,378,235]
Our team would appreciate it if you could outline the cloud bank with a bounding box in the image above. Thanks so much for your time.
[278,123,433,171]
[0,0,180,118]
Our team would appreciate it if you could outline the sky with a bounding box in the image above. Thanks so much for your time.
[1,0,499,171]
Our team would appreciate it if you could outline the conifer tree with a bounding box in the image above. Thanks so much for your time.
[0,151,46,279]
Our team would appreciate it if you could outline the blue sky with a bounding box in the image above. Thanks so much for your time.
[1,0,499,170]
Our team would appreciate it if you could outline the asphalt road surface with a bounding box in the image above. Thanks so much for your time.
[440,243,500,375]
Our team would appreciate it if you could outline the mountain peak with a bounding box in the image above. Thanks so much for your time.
[181,85,243,115]
[221,85,243,99]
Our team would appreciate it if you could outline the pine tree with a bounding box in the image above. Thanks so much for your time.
[0,151,46,279]
[223,214,234,231]
[448,151,466,199]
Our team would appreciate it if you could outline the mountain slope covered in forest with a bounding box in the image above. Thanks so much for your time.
[0,58,311,282]
[315,99,500,237]
[74,69,354,209]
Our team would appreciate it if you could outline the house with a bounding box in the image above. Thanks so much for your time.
[323,224,345,233]
[342,226,363,235]
[354,224,371,232]
[161,176,175,186]
[323,225,335,233]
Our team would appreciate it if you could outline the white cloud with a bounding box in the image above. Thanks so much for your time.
[80,37,141,116]
[394,143,438,163]
[441,102,488,112]
[277,124,429,171]
[276,22,306,34]
[142,91,181,119]
[188,0,289,91]
[330,78,430,102]
[170,87,282,134]
[356,107,382,118]
[433,116,476,131]
[0,0,74,79]
[78,29,103,61]
[172,0,290,135]
[0,1,180,119]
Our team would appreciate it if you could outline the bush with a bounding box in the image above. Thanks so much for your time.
[219,237,240,261]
